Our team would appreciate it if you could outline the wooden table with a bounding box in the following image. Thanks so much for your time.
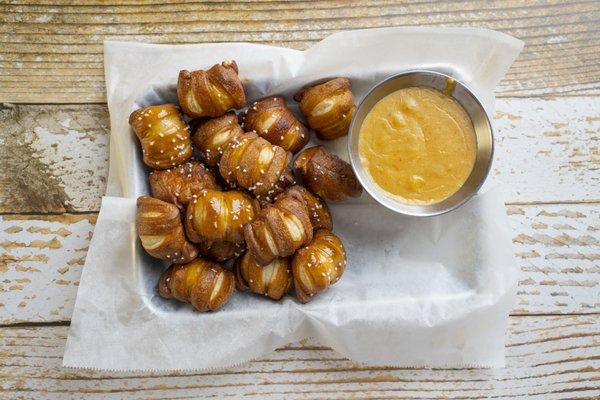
[1,1,599,398]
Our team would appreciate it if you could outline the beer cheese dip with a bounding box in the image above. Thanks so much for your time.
[358,86,477,204]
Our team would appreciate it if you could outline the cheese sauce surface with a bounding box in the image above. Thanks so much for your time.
[358,87,476,204]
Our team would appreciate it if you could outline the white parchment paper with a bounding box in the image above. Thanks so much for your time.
[63,27,523,371]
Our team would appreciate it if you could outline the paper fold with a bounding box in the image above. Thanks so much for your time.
[64,27,522,371]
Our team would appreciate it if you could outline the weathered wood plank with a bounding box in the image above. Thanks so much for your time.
[0,214,96,324]
[508,204,600,314]
[489,97,599,203]
[0,316,598,399]
[1,0,599,102]
[1,203,598,324]
[1,97,597,213]
[0,103,109,213]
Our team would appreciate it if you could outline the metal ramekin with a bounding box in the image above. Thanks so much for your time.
[347,70,494,217]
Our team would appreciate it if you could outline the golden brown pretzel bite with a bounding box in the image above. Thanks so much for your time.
[243,189,313,266]
[219,132,294,200]
[282,185,332,231]
[234,251,291,300]
[294,146,362,202]
[292,229,346,303]
[159,259,235,312]
[243,96,309,153]
[136,196,197,264]
[178,61,245,118]
[192,112,245,167]
[294,78,355,140]
[129,104,193,170]
[149,160,219,210]
[185,189,259,244]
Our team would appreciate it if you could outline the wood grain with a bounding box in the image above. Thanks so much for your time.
[0,214,96,324]
[488,97,599,203]
[0,103,109,214]
[1,0,599,102]
[0,315,598,399]
[1,97,597,214]
[508,204,600,314]
[1,203,598,324]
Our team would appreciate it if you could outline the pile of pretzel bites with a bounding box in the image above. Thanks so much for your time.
[131,61,362,312]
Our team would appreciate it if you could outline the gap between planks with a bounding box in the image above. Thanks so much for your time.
[0,321,70,329]
[3,198,600,216]
[5,92,599,106]
[1,311,600,330]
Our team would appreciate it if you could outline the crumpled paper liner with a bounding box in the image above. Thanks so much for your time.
[63,27,523,371]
